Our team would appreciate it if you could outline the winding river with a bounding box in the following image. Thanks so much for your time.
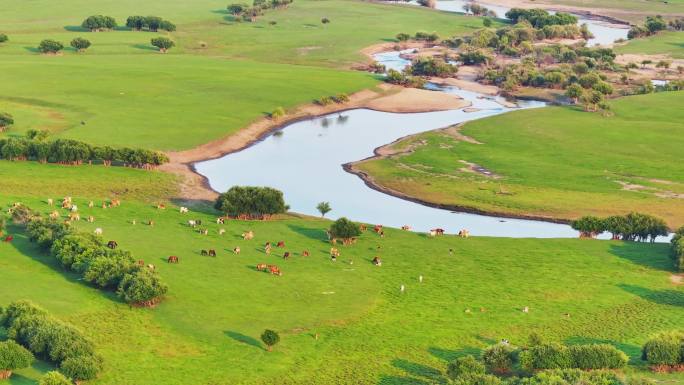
[195,12,662,239]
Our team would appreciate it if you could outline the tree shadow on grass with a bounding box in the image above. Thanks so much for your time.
[23,46,40,53]
[224,330,264,350]
[428,346,480,362]
[392,359,443,382]
[377,375,431,385]
[564,336,642,363]
[169,198,217,215]
[619,284,684,307]
[64,25,88,32]
[608,242,673,272]
[286,224,327,242]
[132,43,159,52]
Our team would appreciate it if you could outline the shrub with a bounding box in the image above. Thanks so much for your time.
[414,31,439,42]
[396,32,410,42]
[0,340,34,379]
[642,331,684,366]
[409,57,457,77]
[453,373,502,385]
[81,15,117,31]
[151,37,175,52]
[0,112,14,131]
[261,329,280,351]
[70,37,91,52]
[60,355,103,382]
[329,217,361,241]
[568,344,628,369]
[0,33,8,43]
[334,93,350,103]
[39,371,72,385]
[520,343,571,371]
[214,186,287,219]
[271,106,286,120]
[117,268,169,306]
[482,343,517,374]
[38,39,64,54]
[447,355,485,380]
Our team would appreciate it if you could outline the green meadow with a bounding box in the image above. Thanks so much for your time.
[355,92,684,228]
[616,31,684,58]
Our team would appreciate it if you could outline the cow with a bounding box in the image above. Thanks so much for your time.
[458,229,470,238]
[522,306,529,313]
[148,264,155,270]
[242,231,254,240]
[256,263,268,271]
[330,248,340,257]
[137,260,145,266]
[47,198,54,206]
[372,256,382,266]
[87,216,95,223]
[401,225,411,231]
[216,217,225,224]
[157,203,166,210]
[359,224,367,231]
[233,247,241,255]
[400,284,405,293]
[188,220,197,227]
[199,228,209,235]
[206,249,215,257]
[428,230,437,237]
[101,202,108,209]
[419,275,423,283]
[195,220,203,226]
[168,256,179,264]
[180,206,189,214]
[218,228,226,235]
[283,252,290,259]
[88,201,94,208]
[71,205,78,212]
[94,228,103,236]
[107,240,118,249]
[111,199,121,207]
[4,235,13,242]
[373,225,383,234]
[264,243,272,255]
[276,241,285,248]
[201,250,209,256]
[131,219,137,225]
[148,220,155,226]
[69,213,80,221]
[268,265,282,276]
[302,250,310,257]
[431,228,445,236]
[49,211,60,220]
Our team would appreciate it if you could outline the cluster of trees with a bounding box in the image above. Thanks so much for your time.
[0,300,103,383]
[214,186,288,219]
[385,69,426,88]
[505,8,578,28]
[81,15,117,31]
[571,212,668,242]
[408,57,457,77]
[0,134,169,168]
[227,0,294,22]
[672,227,684,271]
[125,16,176,32]
[628,15,668,39]
[642,331,684,370]
[519,343,628,371]
[23,215,168,306]
[463,3,497,17]
[395,31,439,43]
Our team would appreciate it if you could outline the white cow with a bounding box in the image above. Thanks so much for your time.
[94,228,103,236]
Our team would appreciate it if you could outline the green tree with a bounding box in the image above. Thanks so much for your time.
[0,341,34,380]
[0,34,8,43]
[150,37,175,53]
[592,81,613,95]
[0,112,14,131]
[447,355,485,380]
[214,186,287,219]
[481,343,517,374]
[571,215,605,238]
[564,84,583,104]
[81,15,117,31]
[144,16,163,31]
[60,355,103,383]
[483,17,493,27]
[321,17,330,24]
[117,268,168,306]
[227,3,249,15]
[396,33,410,42]
[260,329,280,351]
[329,217,361,241]
[38,39,64,54]
[70,37,91,52]
[316,202,332,217]
[39,371,72,385]
[126,16,146,30]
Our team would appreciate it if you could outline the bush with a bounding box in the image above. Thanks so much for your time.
[39,371,72,385]
[214,186,287,219]
[569,344,628,369]
[453,373,502,385]
[151,37,175,52]
[334,93,350,103]
[672,227,684,271]
[38,39,63,54]
[0,112,14,131]
[447,355,485,380]
[70,37,91,52]
[409,57,457,77]
[329,217,361,241]
[0,33,8,43]
[261,329,280,351]
[0,340,34,379]
[482,343,517,374]
[60,355,103,382]
[271,106,285,120]
[81,15,117,31]
[520,343,571,371]
[117,268,169,306]
[642,331,684,366]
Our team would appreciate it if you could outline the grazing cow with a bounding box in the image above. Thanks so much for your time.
[201,250,209,256]
[157,203,166,210]
[256,263,268,271]
[88,201,94,208]
[209,249,217,257]
[401,225,411,231]
[199,228,209,235]
[359,224,367,231]
[379,231,384,238]
[431,228,445,236]
[400,284,405,293]
[188,220,196,227]
[428,230,437,237]
[131,219,137,225]
[233,247,241,255]
[107,240,118,249]
[69,213,80,221]
[47,198,54,206]
[148,220,155,226]
[71,205,78,212]
[111,199,121,207]
[148,264,155,270]
[264,243,272,255]
[372,256,382,266]
[49,211,60,219]
[180,207,188,214]
[195,220,202,226]
[458,229,470,238]
[137,260,145,266]
[276,241,285,248]
[283,252,290,259]
[419,275,423,283]
[373,225,383,234]
[302,250,310,257]
[522,306,529,313]
[101,202,108,209]
[268,265,282,276]
[87,216,95,223]
[218,228,226,235]
[4,235,13,242]
[330,248,340,258]
[242,231,254,240]
[94,228,103,236]
[167,256,179,264]
[216,217,225,224]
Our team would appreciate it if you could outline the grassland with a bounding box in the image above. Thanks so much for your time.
[538,0,684,22]
[616,31,684,59]
[1,159,684,384]
[354,92,684,228]
[0,0,492,150]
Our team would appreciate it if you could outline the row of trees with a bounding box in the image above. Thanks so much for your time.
[214,186,288,219]
[0,135,169,168]
[81,15,117,31]
[227,0,294,22]
[22,213,169,306]
[125,16,176,32]
[0,300,103,383]
[571,212,668,242]
[36,37,173,53]
[628,15,668,39]
[505,8,578,28]
[463,3,497,18]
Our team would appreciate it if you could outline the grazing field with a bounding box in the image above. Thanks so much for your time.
[0,0,490,150]
[616,31,684,59]
[536,0,684,21]
[353,92,684,228]
[2,171,684,384]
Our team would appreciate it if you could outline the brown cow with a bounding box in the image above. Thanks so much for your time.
[148,220,155,226]
[168,256,179,264]
[359,224,367,231]
[268,265,282,276]
[242,231,254,240]
[137,259,145,266]
[283,252,290,259]
[401,225,411,231]
[107,240,118,249]
[373,225,383,234]
[276,241,285,248]
[233,247,241,255]
[4,235,13,242]
[256,263,268,271]
[372,256,382,266]
[431,228,445,236]
[208,249,217,257]
[302,250,310,257]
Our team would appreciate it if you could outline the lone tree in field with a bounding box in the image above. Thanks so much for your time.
[0,34,8,43]
[38,39,64,54]
[0,340,34,380]
[261,329,280,351]
[0,112,14,132]
[329,217,361,244]
[316,202,331,217]
[39,371,72,385]
[214,186,287,219]
[151,37,175,53]
[81,15,117,31]
[70,37,91,52]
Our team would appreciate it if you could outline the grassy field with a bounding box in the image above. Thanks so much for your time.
[543,0,684,21]
[616,31,684,59]
[354,92,684,228]
[1,159,684,384]
[0,0,491,150]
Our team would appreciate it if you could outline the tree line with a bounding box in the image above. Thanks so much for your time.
[227,0,294,22]
[505,8,578,29]
[0,134,169,169]
[81,15,176,32]
[12,205,168,307]
[1,300,103,383]
[571,212,668,242]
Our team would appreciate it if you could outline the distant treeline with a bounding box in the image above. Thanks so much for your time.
[0,134,169,169]
[571,212,668,242]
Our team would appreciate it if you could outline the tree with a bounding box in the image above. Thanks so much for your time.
[571,215,605,238]
[144,16,163,31]
[329,217,361,242]
[227,3,249,15]
[214,186,287,219]
[481,343,517,374]
[243,6,263,22]
[70,37,91,52]
[0,34,8,43]
[60,355,103,384]
[641,59,652,68]
[316,202,331,217]
[321,17,330,24]
[656,60,671,71]
[150,37,175,53]
[0,112,14,131]
[396,33,410,42]
[117,268,168,306]
[39,371,72,385]
[38,39,64,54]
[447,355,485,380]
[0,340,34,380]
[592,81,613,95]
[126,16,146,30]
[483,17,493,27]
[564,84,583,104]
[261,329,280,351]
[81,15,117,31]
